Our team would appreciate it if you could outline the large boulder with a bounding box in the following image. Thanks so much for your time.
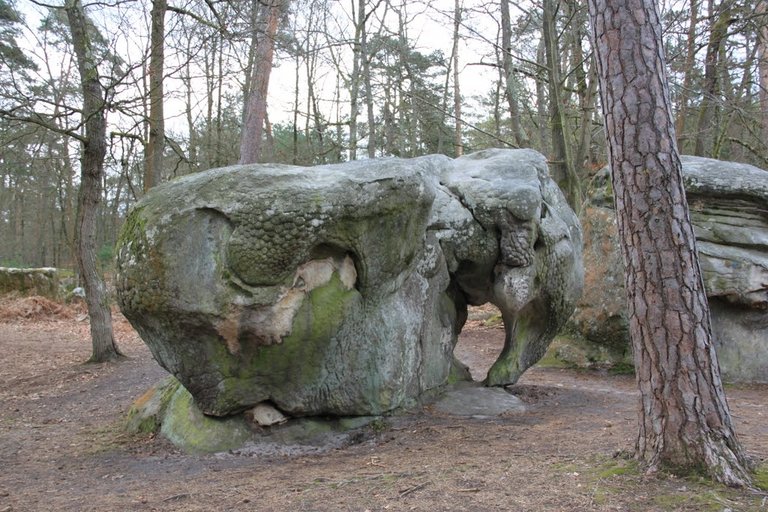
[567,156,768,382]
[116,149,583,419]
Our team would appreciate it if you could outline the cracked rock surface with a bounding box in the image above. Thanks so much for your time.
[116,149,583,418]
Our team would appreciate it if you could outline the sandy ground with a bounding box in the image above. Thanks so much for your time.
[0,297,766,511]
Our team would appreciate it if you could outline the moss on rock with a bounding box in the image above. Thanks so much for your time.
[160,384,252,454]
[125,376,181,434]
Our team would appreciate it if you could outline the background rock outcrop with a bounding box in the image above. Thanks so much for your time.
[566,156,768,382]
[0,267,61,299]
[116,149,583,420]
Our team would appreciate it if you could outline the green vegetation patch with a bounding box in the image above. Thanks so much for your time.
[754,461,768,491]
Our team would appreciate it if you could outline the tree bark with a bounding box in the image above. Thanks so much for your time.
[587,0,752,487]
[144,0,166,191]
[65,0,122,363]
[239,0,281,165]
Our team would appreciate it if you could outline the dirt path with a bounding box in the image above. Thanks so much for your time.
[0,305,766,511]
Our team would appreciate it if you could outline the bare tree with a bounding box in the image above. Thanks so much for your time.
[542,0,581,211]
[588,0,753,486]
[65,0,122,362]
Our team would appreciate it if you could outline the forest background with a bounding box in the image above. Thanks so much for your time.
[1,0,767,271]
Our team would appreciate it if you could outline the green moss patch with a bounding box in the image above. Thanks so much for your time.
[754,462,768,491]
[160,384,251,454]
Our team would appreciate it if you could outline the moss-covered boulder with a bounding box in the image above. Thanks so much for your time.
[0,267,61,298]
[116,149,583,426]
[566,156,768,382]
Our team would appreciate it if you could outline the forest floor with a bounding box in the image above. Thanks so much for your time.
[0,295,766,512]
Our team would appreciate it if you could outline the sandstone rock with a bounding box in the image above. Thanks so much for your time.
[248,402,288,426]
[116,149,583,418]
[432,385,526,417]
[567,156,768,382]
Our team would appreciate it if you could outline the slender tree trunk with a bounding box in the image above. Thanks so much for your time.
[567,0,597,171]
[674,0,699,151]
[292,46,300,164]
[144,0,166,191]
[536,37,550,151]
[588,0,752,487]
[362,19,376,159]
[758,0,768,146]
[65,0,122,363]
[500,0,527,147]
[453,0,463,156]
[694,0,731,156]
[183,54,198,171]
[214,38,224,167]
[239,0,281,165]
[361,0,382,159]
[543,0,581,212]
[348,0,365,160]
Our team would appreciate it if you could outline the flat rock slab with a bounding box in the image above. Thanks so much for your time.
[433,386,525,416]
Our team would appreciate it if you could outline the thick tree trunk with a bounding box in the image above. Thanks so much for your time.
[588,0,752,487]
[239,0,281,165]
[65,0,122,363]
[144,0,166,191]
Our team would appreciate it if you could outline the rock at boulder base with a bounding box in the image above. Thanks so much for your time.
[433,386,526,417]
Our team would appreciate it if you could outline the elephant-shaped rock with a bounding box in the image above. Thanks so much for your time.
[116,149,583,418]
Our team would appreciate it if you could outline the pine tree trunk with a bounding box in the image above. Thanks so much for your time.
[65,0,122,363]
[587,0,752,487]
